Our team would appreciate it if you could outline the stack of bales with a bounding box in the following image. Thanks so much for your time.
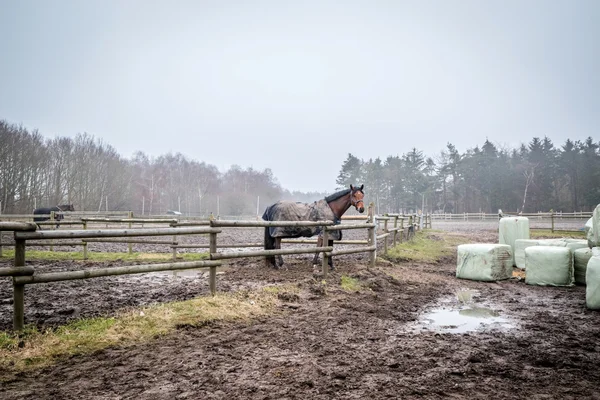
[455,205,600,310]
[455,216,529,282]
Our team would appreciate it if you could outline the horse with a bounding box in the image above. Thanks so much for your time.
[33,204,75,229]
[262,184,365,269]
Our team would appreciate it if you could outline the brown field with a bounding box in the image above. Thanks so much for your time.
[1,222,598,399]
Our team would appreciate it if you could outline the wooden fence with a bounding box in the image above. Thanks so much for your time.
[0,210,382,331]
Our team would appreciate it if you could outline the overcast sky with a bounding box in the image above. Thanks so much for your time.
[1,0,598,193]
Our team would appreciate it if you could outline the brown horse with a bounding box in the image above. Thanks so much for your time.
[262,184,365,269]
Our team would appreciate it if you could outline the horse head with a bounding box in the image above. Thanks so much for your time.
[350,184,365,213]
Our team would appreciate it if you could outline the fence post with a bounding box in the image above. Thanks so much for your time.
[393,215,398,246]
[369,223,376,268]
[383,218,388,255]
[13,238,26,331]
[49,211,55,252]
[321,228,329,279]
[0,231,3,257]
[128,211,133,255]
[368,203,376,268]
[209,231,217,296]
[82,221,88,260]
[551,210,555,233]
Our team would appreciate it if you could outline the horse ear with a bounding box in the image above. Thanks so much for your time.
[360,184,364,191]
[350,184,354,190]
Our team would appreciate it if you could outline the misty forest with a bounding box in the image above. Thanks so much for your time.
[1,119,599,216]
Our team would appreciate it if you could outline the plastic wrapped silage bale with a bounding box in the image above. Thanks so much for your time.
[514,239,541,269]
[592,205,600,248]
[574,248,593,284]
[565,239,589,249]
[536,238,568,247]
[586,256,600,309]
[525,246,574,287]
[499,217,530,266]
[456,244,513,282]
[585,217,594,248]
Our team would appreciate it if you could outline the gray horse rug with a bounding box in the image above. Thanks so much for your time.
[262,199,342,240]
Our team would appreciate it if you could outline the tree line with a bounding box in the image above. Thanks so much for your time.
[336,137,600,214]
[2,119,598,216]
[0,120,327,216]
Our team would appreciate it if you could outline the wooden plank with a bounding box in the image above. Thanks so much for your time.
[210,246,333,260]
[326,223,376,231]
[330,245,377,257]
[15,227,221,240]
[14,260,222,285]
[0,222,37,231]
[210,220,335,228]
[0,266,34,277]
[81,218,178,223]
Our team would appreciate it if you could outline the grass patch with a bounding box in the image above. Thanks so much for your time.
[530,229,586,239]
[0,289,280,378]
[340,275,361,291]
[385,230,471,263]
[0,249,208,262]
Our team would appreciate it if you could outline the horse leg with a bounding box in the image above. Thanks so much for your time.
[275,238,284,268]
[328,239,334,270]
[264,227,276,268]
[312,235,323,265]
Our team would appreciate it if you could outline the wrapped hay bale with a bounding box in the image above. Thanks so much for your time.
[587,205,600,248]
[586,256,600,309]
[574,248,593,284]
[585,217,594,248]
[499,217,530,266]
[525,246,574,287]
[514,239,541,269]
[456,244,513,281]
[536,238,568,247]
[565,239,589,252]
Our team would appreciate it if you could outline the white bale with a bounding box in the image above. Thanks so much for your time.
[593,205,600,248]
[574,248,593,285]
[585,217,594,248]
[499,217,530,266]
[585,256,600,309]
[536,238,568,247]
[456,244,513,282]
[565,239,589,252]
[514,239,541,269]
[525,246,574,287]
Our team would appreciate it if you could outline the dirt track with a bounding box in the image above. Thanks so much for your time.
[1,224,599,399]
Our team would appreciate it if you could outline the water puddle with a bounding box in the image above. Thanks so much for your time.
[414,290,516,334]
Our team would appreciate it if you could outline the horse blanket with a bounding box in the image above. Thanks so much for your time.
[262,199,342,240]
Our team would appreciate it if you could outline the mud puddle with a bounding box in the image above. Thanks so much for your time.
[413,289,516,333]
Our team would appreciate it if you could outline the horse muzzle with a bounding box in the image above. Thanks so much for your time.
[357,206,364,213]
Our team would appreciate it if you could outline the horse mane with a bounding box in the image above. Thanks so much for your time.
[325,188,352,203]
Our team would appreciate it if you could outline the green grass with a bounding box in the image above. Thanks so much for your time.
[0,249,208,262]
[384,230,471,263]
[530,229,586,239]
[0,289,280,378]
[340,275,361,291]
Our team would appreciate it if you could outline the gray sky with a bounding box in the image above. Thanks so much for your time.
[1,0,598,193]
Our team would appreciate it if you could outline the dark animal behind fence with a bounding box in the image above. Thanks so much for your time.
[33,204,75,228]
[263,184,365,269]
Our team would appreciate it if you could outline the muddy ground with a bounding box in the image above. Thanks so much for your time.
[1,223,600,399]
